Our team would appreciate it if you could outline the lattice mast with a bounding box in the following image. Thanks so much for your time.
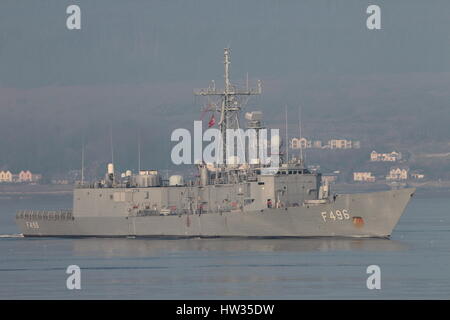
[194,48,262,168]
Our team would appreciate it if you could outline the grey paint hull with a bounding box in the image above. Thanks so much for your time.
[16,188,415,238]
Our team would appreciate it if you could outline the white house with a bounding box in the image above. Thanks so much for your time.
[386,167,408,180]
[0,171,13,182]
[353,172,375,182]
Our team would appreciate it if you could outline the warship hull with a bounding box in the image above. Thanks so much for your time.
[16,188,415,238]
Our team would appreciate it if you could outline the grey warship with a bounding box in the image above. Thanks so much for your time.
[16,49,415,238]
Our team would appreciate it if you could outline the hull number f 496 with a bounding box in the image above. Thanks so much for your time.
[321,210,350,222]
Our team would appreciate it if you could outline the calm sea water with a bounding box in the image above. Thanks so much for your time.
[0,193,449,299]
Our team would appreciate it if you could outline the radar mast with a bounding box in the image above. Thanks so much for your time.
[194,48,262,168]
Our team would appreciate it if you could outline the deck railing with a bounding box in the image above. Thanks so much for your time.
[16,209,74,221]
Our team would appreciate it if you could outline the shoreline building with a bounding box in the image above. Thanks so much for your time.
[328,139,360,149]
[353,172,375,182]
[370,151,402,162]
[386,167,408,181]
[0,170,42,183]
[0,170,13,182]
[411,172,425,180]
[19,170,33,182]
[291,138,360,150]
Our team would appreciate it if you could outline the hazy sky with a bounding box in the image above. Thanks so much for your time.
[1,0,449,87]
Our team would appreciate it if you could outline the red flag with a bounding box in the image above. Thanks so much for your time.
[208,114,216,127]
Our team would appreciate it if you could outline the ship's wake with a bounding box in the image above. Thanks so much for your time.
[0,234,24,238]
